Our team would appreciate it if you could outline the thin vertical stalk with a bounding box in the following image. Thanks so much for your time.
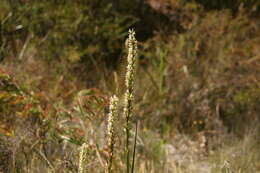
[123,29,137,173]
[131,121,138,173]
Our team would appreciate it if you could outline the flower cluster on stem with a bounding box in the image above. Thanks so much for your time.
[78,143,88,173]
[123,29,137,173]
[107,95,119,173]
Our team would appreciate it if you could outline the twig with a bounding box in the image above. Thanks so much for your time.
[35,149,55,173]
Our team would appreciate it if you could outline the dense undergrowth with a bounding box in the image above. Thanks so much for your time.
[0,0,260,172]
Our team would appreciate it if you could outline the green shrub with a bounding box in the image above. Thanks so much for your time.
[0,1,138,69]
[139,8,260,135]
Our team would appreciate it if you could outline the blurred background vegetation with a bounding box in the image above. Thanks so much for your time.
[0,0,260,172]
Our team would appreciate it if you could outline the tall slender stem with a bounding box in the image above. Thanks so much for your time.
[123,29,137,173]
[131,121,138,173]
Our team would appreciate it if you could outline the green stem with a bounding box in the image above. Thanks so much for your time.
[126,113,130,173]
[131,121,138,173]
